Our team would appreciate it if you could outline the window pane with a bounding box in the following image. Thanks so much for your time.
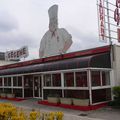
[18,76,22,86]
[64,72,74,87]
[44,74,51,87]
[13,77,17,86]
[75,72,87,87]
[4,78,8,86]
[4,88,12,93]
[13,89,22,97]
[43,89,62,100]
[0,78,2,86]
[52,74,61,86]
[92,88,111,103]
[64,90,89,99]
[24,75,33,88]
[102,71,110,86]
[8,77,11,86]
[91,71,101,86]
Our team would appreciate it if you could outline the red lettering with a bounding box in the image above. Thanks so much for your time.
[20,49,23,56]
[99,0,105,40]
[116,0,120,8]
[23,48,26,54]
[14,51,17,58]
[114,0,120,25]
[17,51,19,57]
[11,52,13,58]
[8,53,11,59]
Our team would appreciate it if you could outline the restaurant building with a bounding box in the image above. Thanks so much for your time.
[0,45,120,106]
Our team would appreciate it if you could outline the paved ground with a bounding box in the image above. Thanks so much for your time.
[0,98,120,120]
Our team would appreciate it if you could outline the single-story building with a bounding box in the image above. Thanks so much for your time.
[0,45,120,106]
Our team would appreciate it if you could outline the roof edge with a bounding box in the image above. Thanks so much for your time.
[0,45,110,70]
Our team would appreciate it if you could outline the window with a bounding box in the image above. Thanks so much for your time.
[52,73,61,86]
[91,71,101,86]
[64,90,89,99]
[24,75,33,88]
[92,88,111,103]
[13,89,22,97]
[0,78,2,86]
[102,71,110,86]
[4,77,11,86]
[44,74,51,87]
[75,71,87,87]
[64,72,74,87]
[13,76,22,86]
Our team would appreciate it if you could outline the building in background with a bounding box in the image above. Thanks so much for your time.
[0,52,18,66]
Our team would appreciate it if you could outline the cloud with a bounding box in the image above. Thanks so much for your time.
[0,10,38,60]
[0,31,37,49]
[0,11,18,32]
[67,26,109,52]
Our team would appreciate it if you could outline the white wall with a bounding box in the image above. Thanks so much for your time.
[112,45,120,86]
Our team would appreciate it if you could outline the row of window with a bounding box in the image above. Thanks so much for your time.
[91,71,110,86]
[43,72,87,87]
[43,88,111,103]
[44,71,110,87]
[0,70,110,87]
[0,76,22,87]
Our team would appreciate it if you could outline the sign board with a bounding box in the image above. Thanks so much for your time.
[97,0,120,43]
[98,0,106,41]
[5,46,29,61]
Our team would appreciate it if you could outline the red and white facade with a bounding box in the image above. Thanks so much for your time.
[0,45,117,106]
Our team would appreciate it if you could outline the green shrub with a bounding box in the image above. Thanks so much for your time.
[109,86,120,108]
[113,86,120,100]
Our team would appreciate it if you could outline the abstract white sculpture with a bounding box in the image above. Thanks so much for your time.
[39,5,73,58]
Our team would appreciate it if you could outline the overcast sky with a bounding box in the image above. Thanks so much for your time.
[0,0,116,60]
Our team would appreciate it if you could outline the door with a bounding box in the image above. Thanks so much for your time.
[33,76,42,98]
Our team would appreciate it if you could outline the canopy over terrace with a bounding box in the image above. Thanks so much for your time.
[0,52,110,75]
[0,45,111,75]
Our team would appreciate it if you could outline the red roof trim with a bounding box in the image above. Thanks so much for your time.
[0,45,110,70]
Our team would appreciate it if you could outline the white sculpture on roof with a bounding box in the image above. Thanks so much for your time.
[39,5,73,58]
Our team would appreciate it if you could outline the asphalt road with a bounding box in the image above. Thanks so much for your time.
[0,98,120,120]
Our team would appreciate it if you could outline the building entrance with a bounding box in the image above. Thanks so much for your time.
[33,76,42,98]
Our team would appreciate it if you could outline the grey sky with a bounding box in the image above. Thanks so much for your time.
[0,0,115,60]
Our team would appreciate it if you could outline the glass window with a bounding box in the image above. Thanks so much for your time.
[92,88,111,103]
[13,76,22,86]
[64,90,89,99]
[52,73,61,86]
[4,77,11,86]
[0,78,2,86]
[44,74,51,87]
[102,71,110,86]
[75,72,87,87]
[13,89,22,97]
[4,78,7,86]
[91,71,101,86]
[64,72,74,87]
[24,75,33,88]
[13,77,17,86]
[8,77,11,86]
[18,76,22,86]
